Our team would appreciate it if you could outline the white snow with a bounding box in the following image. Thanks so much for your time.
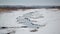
[0,9,60,34]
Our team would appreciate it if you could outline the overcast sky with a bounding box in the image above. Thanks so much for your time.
[0,0,60,6]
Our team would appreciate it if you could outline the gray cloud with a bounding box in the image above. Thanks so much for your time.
[0,0,60,6]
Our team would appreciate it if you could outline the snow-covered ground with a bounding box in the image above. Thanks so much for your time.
[0,9,60,34]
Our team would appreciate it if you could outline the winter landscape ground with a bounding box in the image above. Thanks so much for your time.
[0,9,60,34]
